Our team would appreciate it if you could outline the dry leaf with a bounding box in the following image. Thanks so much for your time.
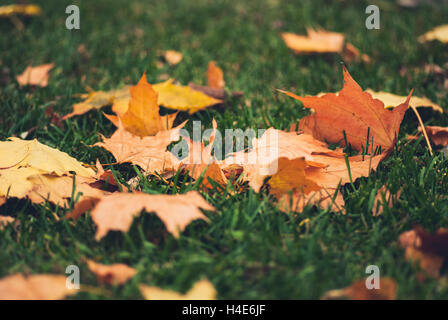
[419,126,448,146]
[95,119,184,175]
[140,279,217,300]
[372,185,402,216]
[16,63,54,87]
[62,87,130,120]
[280,66,411,153]
[322,278,397,300]
[207,61,225,88]
[267,157,321,198]
[0,274,75,300]
[0,138,103,206]
[0,4,42,17]
[181,119,228,190]
[118,74,174,137]
[86,260,137,285]
[0,216,14,230]
[164,50,183,66]
[152,79,222,114]
[366,90,443,113]
[0,138,94,177]
[64,78,221,118]
[399,225,448,278]
[419,25,448,43]
[281,28,345,54]
[68,191,214,240]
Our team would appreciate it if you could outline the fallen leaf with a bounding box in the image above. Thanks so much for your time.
[267,157,321,198]
[0,216,14,230]
[372,185,402,216]
[399,225,448,278]
[118,73,175,137]
[0,137,94,177]
[207,61,225,88]
[280,66,411,154]
[16,63,54,87]
[65,78,222,118]
[140,279,217,300]
[68,191,214,240]
[322,278,397,300]
[366,90,442,113]
[95,119,184,175]
[86,260,137,285]
[281,28,345,54]
[62,87,130,120]
[419,24,448,43]
[0,138,103,206]
[0,274,75,300]
[0,4,42,17]
[163,50,183,66]
[181,119,228,190]
[152,79,222,114]
[419,126,448,146]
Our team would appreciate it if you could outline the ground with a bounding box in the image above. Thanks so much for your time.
[1,0,448,299]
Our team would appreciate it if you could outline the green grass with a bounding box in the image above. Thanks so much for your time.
[1,0,448,299]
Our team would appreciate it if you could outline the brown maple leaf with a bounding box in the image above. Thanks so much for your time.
[279,66,412,154]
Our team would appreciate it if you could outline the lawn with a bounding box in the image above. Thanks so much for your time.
[1,0,448,299]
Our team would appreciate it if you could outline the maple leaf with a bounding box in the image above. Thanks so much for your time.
[0,216,14,230]
[399,226,448,279]
[207,61,225,89]
[0,137,95,177]
[181,119,228,190]
[267,157,321,198]
[279,66,412,153]
[0,274,75,300]
[419,126,448,146]
[226,128,343,192]
[62,87,130,120]
[152,79,222,114]
[139,279,217,300]
[86,260,137,285]
[322,278,397,300]
[117,73,175,137]
[0,138,103,206]
[0,4,42,17]
[189,61,243,101]
[366,90,442,113]
[95,118,184,175]
[163,50,183,66]
[16,63,54,87]
[281,28,345,54]
[67,191,214,240]
[419,24,448,43]
[64,78,221,119]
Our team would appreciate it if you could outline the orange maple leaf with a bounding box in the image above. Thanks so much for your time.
[279,66,412,154]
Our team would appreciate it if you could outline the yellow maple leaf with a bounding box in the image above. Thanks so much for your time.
[0,138,94,177]
[153,79,222,114]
